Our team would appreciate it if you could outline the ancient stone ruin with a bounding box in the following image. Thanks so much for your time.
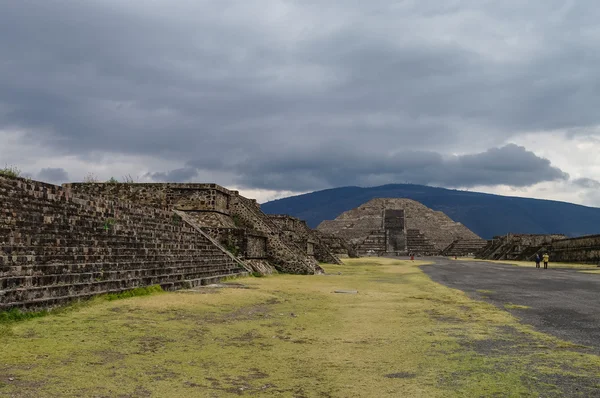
[64,182,332,275]
[1,177,338,310]
[476,233,600,264]
[317,198,485,256]
[267,214,343,265]
[476,234,566,261]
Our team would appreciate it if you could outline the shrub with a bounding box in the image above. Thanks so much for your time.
[83,173,99,183]
[122,174,136,183]
[0,165,21,178]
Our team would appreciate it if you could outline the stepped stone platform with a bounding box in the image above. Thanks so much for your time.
[442,238,489,257]
[64,182,322,275]
[315,231,358,258]
[476,234,566,261]
[1,177,336,310]
[268,215,342,265]
[1,176,248,310]
[317,198,483,256]
[476,233,600,264]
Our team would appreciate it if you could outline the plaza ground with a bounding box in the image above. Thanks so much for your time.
[1,258,600,397]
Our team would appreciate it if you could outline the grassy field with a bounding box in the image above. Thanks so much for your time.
[1,258,600,397]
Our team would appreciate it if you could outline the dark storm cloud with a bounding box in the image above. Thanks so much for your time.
[146,167,198,182]
[0,1,596,190]
[37,168,69,183]
[183,144,568,191]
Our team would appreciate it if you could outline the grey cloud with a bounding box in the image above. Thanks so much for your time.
[146,167,199,182]
[0,1,597,192]
[37,168,69,183]
[184,144,568,191]
[573,178,600,189]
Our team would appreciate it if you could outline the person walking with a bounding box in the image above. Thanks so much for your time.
[535,253,541,268]
[543,252,550,269]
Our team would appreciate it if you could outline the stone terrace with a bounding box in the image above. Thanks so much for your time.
[318,198,483,255]
[1,176,247,310]
[65,183,321,275]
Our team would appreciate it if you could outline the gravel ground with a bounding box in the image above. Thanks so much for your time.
[422,257,600,352]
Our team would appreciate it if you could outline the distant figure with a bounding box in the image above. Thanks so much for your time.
[535,253,541,269]
[543,253,550,269]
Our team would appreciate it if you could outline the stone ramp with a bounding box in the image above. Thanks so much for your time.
[231,195,322,274]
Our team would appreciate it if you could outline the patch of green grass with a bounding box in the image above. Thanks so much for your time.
[0,259,599,397]
[504,303,531,310]
[0,308,50,323]
[0,285,164,325]
[105,285,163,301]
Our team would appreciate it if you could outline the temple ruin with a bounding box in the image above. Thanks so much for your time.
[317,198,486,256]
[1,176,340,310]
[475,233,600,264]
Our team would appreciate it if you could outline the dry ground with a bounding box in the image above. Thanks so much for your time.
[1,258,600,397]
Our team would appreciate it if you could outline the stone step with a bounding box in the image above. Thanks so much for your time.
[0,271,248,310]
[0,267,244,303]
[0,257,236,276]
[1,263,241,289]
[183,272,250,288]
[0,248,227,266]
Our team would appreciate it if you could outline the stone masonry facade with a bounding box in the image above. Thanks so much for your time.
[317,198,485,256]
[268,215,343,265]
[1,176,248,310]
[476,233,600,264]
[65,183,322,275]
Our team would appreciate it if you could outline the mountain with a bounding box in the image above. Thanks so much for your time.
[260,184,600,240]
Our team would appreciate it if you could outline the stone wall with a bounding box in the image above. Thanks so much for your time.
[545,235,600,264]
[441,239,489,257]
[64,183,232,213]
[231,196,323,274]
[1,176,247,310]
[198,227,267,260]
[268,214,343,265]
[67,183,321,274]
[476,234,566,261]
[384,209,406,253]
[315,232,358,258]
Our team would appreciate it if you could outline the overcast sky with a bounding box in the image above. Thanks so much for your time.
[1,0,599,205]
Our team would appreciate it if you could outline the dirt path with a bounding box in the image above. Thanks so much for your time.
[422,258,600,352]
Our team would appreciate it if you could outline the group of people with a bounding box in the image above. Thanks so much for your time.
[535,253,550,269]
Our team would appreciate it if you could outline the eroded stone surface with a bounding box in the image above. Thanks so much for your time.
[317,198,484,256]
